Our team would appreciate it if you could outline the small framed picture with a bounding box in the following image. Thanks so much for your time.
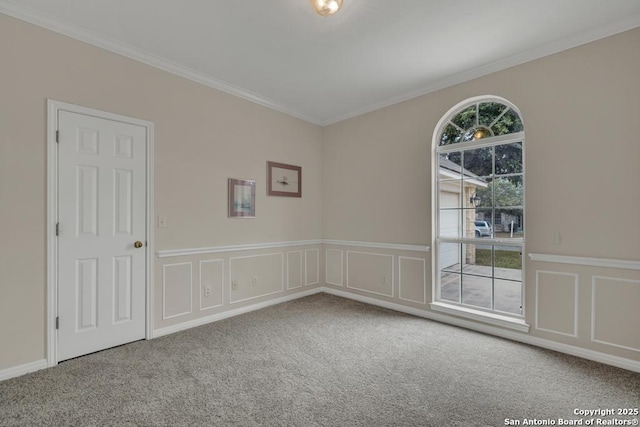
[228,178,256,218]
[267,161,301,197]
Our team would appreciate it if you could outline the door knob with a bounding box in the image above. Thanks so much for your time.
[134,241,144,248]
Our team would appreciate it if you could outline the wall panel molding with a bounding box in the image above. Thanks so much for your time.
[198,259,224,311]
[325,249,344,286]
[591,276,640,353]
[228,253,284,304]
[287,251,303,290]
[305,249,320,286]
[162,262,193,320]
[154,289,323,338]
[346,251,394,298]
[528,253,640,270]
[399,256,427,304]
[535,270,579,338]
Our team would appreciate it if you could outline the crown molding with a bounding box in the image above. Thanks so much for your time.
[319,14,640,126]
[0,2,323,126]
[2,1,639,127]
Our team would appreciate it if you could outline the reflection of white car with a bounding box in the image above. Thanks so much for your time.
[474,221,492,237]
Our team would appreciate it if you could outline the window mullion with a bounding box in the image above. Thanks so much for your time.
[489,106,510,128]
[435,98,524,319]
[436,132,524,153]
[491,246,495,311]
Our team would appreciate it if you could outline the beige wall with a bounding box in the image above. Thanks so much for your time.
[323,28,640,361]
[323,28,640,260]
[1,11,639,374]
[0,14,323,370]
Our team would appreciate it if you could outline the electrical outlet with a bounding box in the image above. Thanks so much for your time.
[231,280,238,290]
[553,232,561,245]
[252,276,259,287]
[383,275,389,286]
[204,286,211,297]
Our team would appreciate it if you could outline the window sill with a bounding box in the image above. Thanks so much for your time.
[429,302,530,333]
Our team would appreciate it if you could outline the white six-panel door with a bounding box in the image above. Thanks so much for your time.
[57,110,147,361]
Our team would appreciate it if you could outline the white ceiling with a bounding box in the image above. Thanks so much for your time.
[2,0,640,125]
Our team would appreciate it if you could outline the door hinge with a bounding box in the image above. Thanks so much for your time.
[56,223,59,236]
[56,130,59,143]
[55,316,59,330]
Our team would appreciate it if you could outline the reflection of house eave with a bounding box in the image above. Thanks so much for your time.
[439,169,488,188]
[438,156,488,187]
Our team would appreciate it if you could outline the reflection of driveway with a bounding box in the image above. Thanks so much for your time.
[440,264,522,315]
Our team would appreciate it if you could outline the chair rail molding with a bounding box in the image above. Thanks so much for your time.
[157,240,322,258]
[323,240,429,252]
[157,239,428,259]
[528,253,640,270]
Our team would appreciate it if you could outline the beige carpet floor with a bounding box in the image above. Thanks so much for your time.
[1,293,638,426]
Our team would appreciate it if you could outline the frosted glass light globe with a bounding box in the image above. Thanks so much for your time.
[311,0,343,17]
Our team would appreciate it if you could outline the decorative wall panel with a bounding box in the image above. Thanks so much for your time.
[325,249,343,286]
[287,251,303,290]
[229,253,284,304]
[199,259,224,310]
[399,256,426,304]
[162,262,193,319]
[535,271,578,337]
[305,249,319,286]
[346,251,393,297]
[592,276,640,352]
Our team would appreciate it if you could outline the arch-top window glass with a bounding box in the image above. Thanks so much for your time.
[434,97,524,318]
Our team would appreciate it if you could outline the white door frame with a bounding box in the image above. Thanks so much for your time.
[46,100,154,367]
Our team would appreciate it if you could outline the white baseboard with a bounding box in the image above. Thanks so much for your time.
[0,359,48,382]
[322,287,640,373]
[4,285,637,383]
[153,288,323,338]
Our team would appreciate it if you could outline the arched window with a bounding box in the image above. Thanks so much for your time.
[433,96,525,320]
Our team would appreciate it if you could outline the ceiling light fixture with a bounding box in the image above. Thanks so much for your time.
[311,0,343,17]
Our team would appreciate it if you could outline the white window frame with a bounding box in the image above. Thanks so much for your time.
[430,96,529,332]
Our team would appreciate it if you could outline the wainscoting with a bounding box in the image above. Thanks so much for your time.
[2,242,638,382]
[155,241,323,333]
[324,240,429,309]
[152,241,639,372]
[528,253,640,359]
[322,242,639,372]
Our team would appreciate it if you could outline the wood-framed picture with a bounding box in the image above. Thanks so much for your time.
[267,161,301,197]
[228,178,256,218]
